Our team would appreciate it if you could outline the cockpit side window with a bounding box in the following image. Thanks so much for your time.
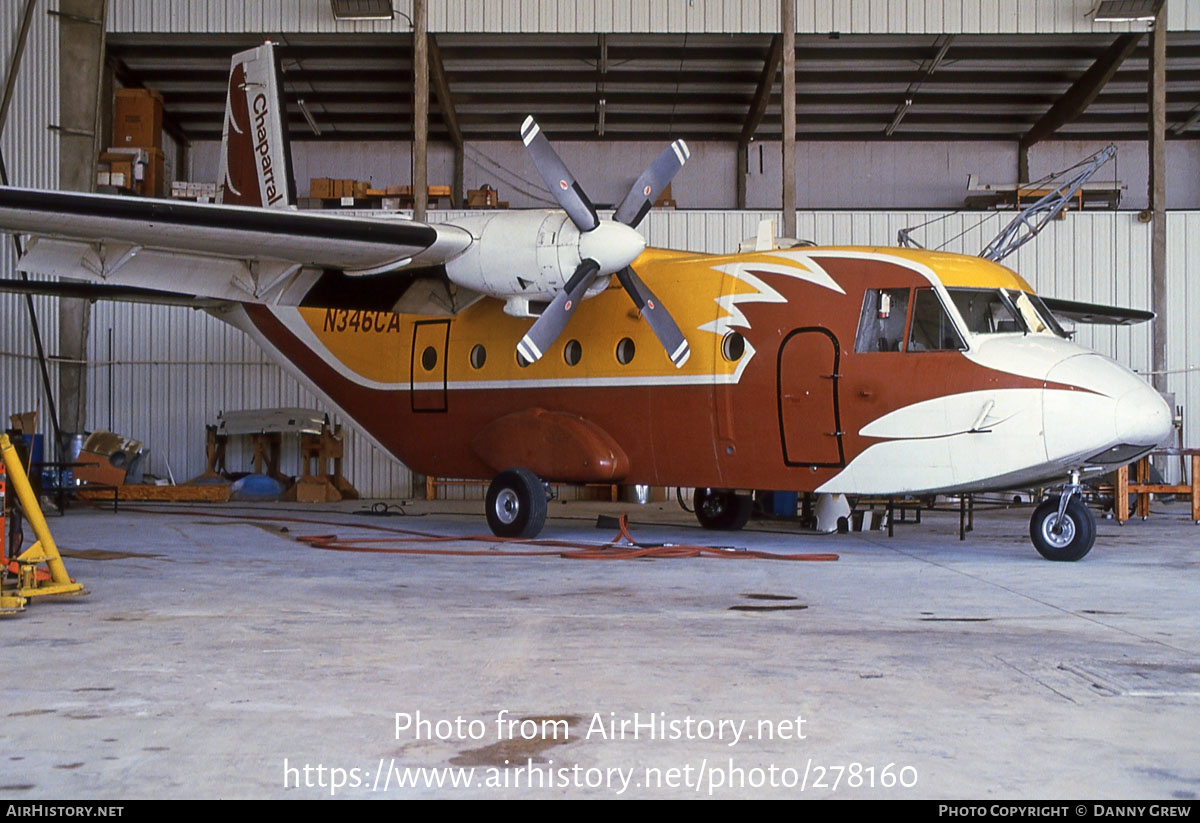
[945,286,1065,338]
[947,288,1023,334]
[908,288,967,351]
[854,288,910,353]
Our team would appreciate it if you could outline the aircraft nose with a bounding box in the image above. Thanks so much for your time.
[1114,380,1173,446]
[1043,353,1172,465]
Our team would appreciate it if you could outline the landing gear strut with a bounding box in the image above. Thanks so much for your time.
[1029,471,1096,562]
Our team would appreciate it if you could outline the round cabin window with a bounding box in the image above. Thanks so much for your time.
[470,344,486,369]
[616,337,636,365]
[564,339,582,366]
[721,331,745,362]
[421,346,438,371]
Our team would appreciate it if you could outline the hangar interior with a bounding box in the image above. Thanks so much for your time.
[2,0,1200,801]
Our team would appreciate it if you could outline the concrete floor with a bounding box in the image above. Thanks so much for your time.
[3,495,1199,799]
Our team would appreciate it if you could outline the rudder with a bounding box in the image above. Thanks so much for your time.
[217,41,296,209]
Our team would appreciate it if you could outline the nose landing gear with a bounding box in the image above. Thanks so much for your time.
[1029,470,1096,561]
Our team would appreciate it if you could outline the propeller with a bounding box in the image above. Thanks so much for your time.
[517,116,691,368]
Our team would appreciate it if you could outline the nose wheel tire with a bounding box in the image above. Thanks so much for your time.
[485,467,548,539]
[1030,496,1096,562]
[693,488,753,531]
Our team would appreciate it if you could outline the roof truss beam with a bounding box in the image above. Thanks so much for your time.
[1020,32,1143,149]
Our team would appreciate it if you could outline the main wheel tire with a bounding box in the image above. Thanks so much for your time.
[1030,496,1096,562]
[485,467,548,539]
[693,488,753,531]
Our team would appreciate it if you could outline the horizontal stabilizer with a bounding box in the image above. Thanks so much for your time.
[1040,296,1154,326]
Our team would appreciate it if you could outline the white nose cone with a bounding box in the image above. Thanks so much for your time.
[1043,353,1174,466]
[1115,382,1173,447]
[578,219,646,274]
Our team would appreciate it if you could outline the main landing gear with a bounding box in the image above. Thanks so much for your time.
[1029,471,1096,562]
[485,467,549,539]
[693,488,753,531]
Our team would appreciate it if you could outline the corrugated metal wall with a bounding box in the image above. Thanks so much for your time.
[74,207,1194,497]
[0,0,60,446]
[83,301,417,496]
[106,0,1196,35]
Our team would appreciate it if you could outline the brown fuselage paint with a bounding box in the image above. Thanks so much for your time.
[244,256,1074,491]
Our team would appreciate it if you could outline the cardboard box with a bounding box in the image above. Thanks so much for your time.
[428,185,451,198]
[294,477,335,503]
[142,147,165,197]
[385,184,411,196]
[113,88,163,149]
[73,450,128,487]
[8,411,35,433]
[99,149,143,192]
[352,180,369,199]
[309,177,334,199]
[467,186,500,208]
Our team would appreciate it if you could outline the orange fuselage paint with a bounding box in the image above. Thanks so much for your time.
[243,246,1051,491]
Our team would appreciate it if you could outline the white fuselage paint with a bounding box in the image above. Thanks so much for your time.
[817,334,1172,495]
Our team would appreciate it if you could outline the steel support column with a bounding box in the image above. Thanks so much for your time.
[1149,2,1167,395]
[57,0,106,443]
[780,0,795,239]
[412,0,428,221]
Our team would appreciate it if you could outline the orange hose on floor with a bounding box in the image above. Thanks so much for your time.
[298,514,838,562]
[120,506,839,562]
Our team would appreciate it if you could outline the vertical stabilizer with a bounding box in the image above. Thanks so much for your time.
[217,42,296,209]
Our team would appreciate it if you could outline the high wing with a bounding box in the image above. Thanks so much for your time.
[0,41,695,367]
[0,186,472,308]
[1039,296,1154,327]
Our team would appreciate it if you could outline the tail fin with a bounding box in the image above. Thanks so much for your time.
[217,41,296,209]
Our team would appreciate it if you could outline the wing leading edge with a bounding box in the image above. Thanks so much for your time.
[0,186,474,309]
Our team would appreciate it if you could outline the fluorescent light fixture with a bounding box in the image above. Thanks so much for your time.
[1171,108,1200,135]
[330,0,394,21]
[298,98,322,136]
[1092,0,1161,22]
[885,98,912,136]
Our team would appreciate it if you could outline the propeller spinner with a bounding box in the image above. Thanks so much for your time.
[517,116,691,369]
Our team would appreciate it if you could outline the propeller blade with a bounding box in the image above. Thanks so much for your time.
[520,116,599,233]
[615,266,691,369]
[516,259,601,364]
[613,139,690,228]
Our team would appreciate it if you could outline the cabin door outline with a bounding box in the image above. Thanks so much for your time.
[776,326,845,467]
[410,319,450,413]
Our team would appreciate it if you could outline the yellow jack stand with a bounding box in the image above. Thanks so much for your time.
[0,461,27,615]
[1,433,84,601]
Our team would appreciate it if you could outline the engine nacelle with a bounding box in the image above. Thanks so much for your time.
[444,211,584,306]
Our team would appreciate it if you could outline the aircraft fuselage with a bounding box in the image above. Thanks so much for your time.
[228,244,1171,498]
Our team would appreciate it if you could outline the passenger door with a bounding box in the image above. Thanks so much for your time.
[777,327,844,467]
